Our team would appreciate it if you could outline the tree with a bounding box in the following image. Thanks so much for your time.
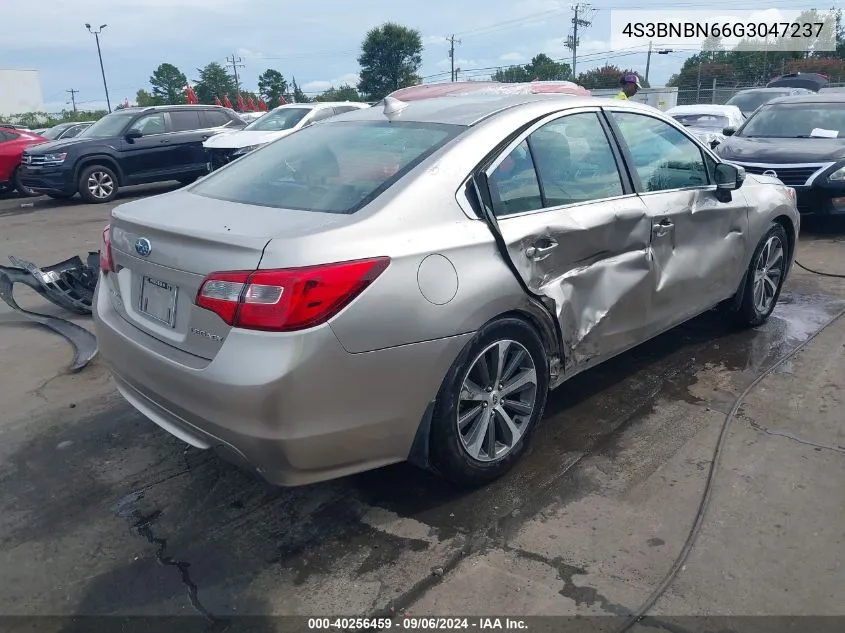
[357,22,423,100]
[150,63,188,104]
[258,69,289,105]
[194,62,237,105]
[493,53,572,83]
[577,65,649,90]
[288,77,311,103]
[316,84,362,102]
[135,89,162,107]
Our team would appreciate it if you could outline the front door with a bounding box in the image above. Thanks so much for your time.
[118,112,174,183]
[166,110,212,175]
[485,108,655,369]
[604,109,750,334]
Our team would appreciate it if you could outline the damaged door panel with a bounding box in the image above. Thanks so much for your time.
[605,109,750,334]
[483,109,656,369]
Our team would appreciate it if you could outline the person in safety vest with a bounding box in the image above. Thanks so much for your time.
[614,73,642,100]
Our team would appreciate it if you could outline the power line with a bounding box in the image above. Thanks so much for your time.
[447,35,462,82]
[567,3,596,77]
[66,89,79,112]
[226,53,246,92]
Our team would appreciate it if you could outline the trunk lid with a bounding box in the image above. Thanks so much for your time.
[105,189,346,359]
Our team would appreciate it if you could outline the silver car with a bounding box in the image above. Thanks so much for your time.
[94,95,800,487]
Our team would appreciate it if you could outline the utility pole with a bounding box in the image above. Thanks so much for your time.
[66,89,79,113]
[226,54,245,92]
[447,35,462,82]
[566,3,594,78]
[645,41,653,84]
[84,24,111,112]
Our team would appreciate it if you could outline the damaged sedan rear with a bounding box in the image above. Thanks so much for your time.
[93,95,799,487]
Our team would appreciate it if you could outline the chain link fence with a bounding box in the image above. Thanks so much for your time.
[674,77,845,106]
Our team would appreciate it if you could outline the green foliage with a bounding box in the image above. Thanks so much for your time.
[577,65,649,89]
[492,54,572,83]
[289,77,311,103]
[194,62,237,105]
[315,84,362,102]
[0,109,108,128]
[258,69,288,105]
[357,22,423,100]
[135,89,162,107]
[150,63,188,104]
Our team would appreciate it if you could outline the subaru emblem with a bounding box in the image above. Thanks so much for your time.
[135,238,152,257]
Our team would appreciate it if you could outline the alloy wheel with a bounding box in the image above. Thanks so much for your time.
[457,339,538,462]
[753,234,784,314]
[87,171,114,199]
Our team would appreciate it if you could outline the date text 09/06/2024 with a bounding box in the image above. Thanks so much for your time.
[620,21,825,40]
[307,617,529,630]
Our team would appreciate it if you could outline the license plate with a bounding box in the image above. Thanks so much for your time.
[139,276,178,327]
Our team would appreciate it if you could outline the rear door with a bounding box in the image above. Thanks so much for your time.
[165,109,210,175]
[604,107,750,334]
[118,112,175,183]
[483,107,655,369]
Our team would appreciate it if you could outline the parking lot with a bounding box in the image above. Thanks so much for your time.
[1,188,845,630]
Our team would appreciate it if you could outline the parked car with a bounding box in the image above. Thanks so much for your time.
[203,101,370,169]
[0,127,48,196]
[716,92,845,215]
[94,95,799,488]
[0,123,32,132]
[766,72,828,92]
[238,112,265,123]
[19,105,246,203]
[40,121,95,141]
[665,104,745,149]
[725,87,814,118]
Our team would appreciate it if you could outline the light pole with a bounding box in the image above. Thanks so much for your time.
[85,23,111,112]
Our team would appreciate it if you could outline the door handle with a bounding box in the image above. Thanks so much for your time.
[159,139,170,144]
[653,219,674,238]
[525,239,558,261]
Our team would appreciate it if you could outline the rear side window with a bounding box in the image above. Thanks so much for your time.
[191,120,463,214]
[0,130,18,142]
[204,110,232,128]
[170,110,202,132]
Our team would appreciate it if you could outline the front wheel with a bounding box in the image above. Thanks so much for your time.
[13,167,39,197]
[732,222,788,327]
[429,317,550,487]
[78,165,119,204]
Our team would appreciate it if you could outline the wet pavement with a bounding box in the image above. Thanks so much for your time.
[1,197,845,630]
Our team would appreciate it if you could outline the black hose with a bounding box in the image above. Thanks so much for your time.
[617,303,845,632]
[794,260,845,279]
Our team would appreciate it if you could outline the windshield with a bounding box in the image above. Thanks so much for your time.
[738,103,845,138]
[40,125,71,140]
[244,107,312,132]
[78,112,135,138]
[192,120,463,214]
[671,113,730,131]
[726,91,791,113]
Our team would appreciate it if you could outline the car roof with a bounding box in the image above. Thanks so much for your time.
[735,87,812,93]
[766,92,845,105]
[334,94,652,126]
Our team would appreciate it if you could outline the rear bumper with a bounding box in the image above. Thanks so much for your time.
[19,165,76,195]
[93,275,471,486]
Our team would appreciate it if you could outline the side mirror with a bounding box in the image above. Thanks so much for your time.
[714,162,745,191]
[125,129,143,141]
[722,127,736,137]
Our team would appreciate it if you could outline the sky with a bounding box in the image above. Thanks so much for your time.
[1,0,827,113]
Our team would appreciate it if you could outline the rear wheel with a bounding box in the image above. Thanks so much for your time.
[429,317,550,487]
[12,167,39,197]
[78,165,118,204]
[732,222,788,327]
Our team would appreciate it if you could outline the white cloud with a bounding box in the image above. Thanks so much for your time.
[302,72,360,93]
[499,52,524,62]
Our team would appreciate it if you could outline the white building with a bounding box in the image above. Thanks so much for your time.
[0,69,45,118]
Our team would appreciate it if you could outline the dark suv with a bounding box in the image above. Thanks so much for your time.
[19,105,245,203]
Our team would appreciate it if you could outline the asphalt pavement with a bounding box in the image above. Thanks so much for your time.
[1,189,844,633]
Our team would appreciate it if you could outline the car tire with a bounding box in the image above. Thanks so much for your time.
[78,165,119,204]
[732,222,789,327]
[429,317,550,487]
[47,192,74,200]
[12,167,39,197]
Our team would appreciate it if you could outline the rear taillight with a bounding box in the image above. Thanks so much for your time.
[100,225,114,273]
[196,257,390,332]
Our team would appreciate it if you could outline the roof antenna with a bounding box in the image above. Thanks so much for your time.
[383,96,408,121]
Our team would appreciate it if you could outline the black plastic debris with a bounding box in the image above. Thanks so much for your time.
[0,252,99,315]
[0,271,98,372]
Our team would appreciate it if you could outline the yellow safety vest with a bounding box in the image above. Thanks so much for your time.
[614,91,629,100]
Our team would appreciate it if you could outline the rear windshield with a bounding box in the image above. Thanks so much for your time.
[191,120,464,214]
[671,113,729,131]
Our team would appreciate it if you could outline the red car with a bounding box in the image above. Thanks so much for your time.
[0,127,48,196]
